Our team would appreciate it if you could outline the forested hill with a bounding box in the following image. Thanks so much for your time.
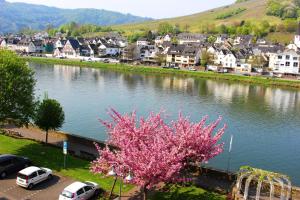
[0,0,152,34]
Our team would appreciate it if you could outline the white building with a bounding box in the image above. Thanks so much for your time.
[136,38,149,47]
[269,49,300,74]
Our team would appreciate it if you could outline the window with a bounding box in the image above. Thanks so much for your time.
[0,159,11,167]
[38,170,46,175]
[84,186,92,192]
[294,62,298,67]
[286,62,290,66]
[278,55,282,59]
[293,57,298,61]
[77,188,85,196]
[286,55,290,60]
[29,172,38,179]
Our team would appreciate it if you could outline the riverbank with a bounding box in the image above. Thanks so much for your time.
[23,57,300,89]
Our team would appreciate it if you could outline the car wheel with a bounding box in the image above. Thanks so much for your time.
[94,189,100,196]
[0,171,7,179]
[28,183,34,190]
[47,174,53,180]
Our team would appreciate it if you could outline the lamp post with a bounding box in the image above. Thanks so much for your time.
[107,165,133,200]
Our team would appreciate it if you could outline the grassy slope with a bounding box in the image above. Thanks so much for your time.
[113,0,281,34]
[25,57,300,89]
[0,134,133,194]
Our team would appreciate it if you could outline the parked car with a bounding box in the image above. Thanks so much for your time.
[59,181,100,200]
[188,67,197,71]
[103,59,109,63]
[16,166,52,189]
[0,154,31,179]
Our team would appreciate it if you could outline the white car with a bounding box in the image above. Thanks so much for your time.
[16,166,53,189]
[59,181,100,200]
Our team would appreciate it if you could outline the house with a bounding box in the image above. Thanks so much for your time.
[54,39,66,49]
[215,34,228,44]
[233,35,253,46]
[121,44,138,61]
[140,45,158,63]
[62,39,81,58]
[97,42,120,57]
[155,35,171,46]
[136,38,149,47]
[0,38,7,48]
[269,49,300,74]
[166,44,201,68]
[15,39,43,53]
[3,38,19,51]
[235,63,252,73]
[177,33,207,44]
[166,44,185,67]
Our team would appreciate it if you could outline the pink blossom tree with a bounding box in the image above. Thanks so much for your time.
[91,109,226,199]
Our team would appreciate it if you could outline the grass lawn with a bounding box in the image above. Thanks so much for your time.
[0,134,133,194]
[149,185,226,200]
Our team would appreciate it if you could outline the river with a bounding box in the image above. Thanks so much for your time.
[30,62,300,185]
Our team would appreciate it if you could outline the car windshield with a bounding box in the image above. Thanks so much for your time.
[61,190,73,198]
[17,173,27,179]
[84,182,93,186]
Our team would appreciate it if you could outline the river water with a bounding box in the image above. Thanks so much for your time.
[30,62,300,185]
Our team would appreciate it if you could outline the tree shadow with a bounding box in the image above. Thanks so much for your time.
[12,141,90,172]
[29,175,61,191]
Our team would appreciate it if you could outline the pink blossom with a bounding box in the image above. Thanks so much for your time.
[91,109,226,190]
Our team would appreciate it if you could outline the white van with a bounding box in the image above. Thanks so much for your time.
[16,166,52,189]
[59,181,100,200]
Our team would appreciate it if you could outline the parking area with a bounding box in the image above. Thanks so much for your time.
[0,173,74,200]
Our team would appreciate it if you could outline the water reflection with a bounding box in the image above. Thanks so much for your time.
[50,64,300,114]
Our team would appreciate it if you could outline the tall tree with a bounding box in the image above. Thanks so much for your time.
[34,98,65,143]
[0,49,36,126]
[201,50,214,68]
[91,109,225,200]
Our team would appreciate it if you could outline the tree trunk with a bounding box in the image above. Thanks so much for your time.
[143,186,147,200]
[45,129,48,144]
[109,176,117,199]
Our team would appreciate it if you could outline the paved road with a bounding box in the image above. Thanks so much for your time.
[0,172,74,200]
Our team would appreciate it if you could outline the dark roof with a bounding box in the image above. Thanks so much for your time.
[32,40,43,46]
[68,39,80,50]
[167,44,186,55]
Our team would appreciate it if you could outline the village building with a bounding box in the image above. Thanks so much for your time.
[177,33,207,45]
[269,49,300,75]
[62,39,81,58]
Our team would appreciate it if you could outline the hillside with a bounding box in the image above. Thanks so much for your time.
[0,0,152,34]
[113,0,289,35]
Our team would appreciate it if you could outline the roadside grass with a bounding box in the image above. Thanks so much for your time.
[0,134,133,194]
[149,185,226,200]
[24,57,300,89]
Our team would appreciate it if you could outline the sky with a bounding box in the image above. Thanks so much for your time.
[6,0,235,19]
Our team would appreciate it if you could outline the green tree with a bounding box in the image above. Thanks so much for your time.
[207,35,217,44]
[34,98,65,143]
[0,50,36,126]
[201,50,213,68]
[157,22,175,35]
[249,55,268,69]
